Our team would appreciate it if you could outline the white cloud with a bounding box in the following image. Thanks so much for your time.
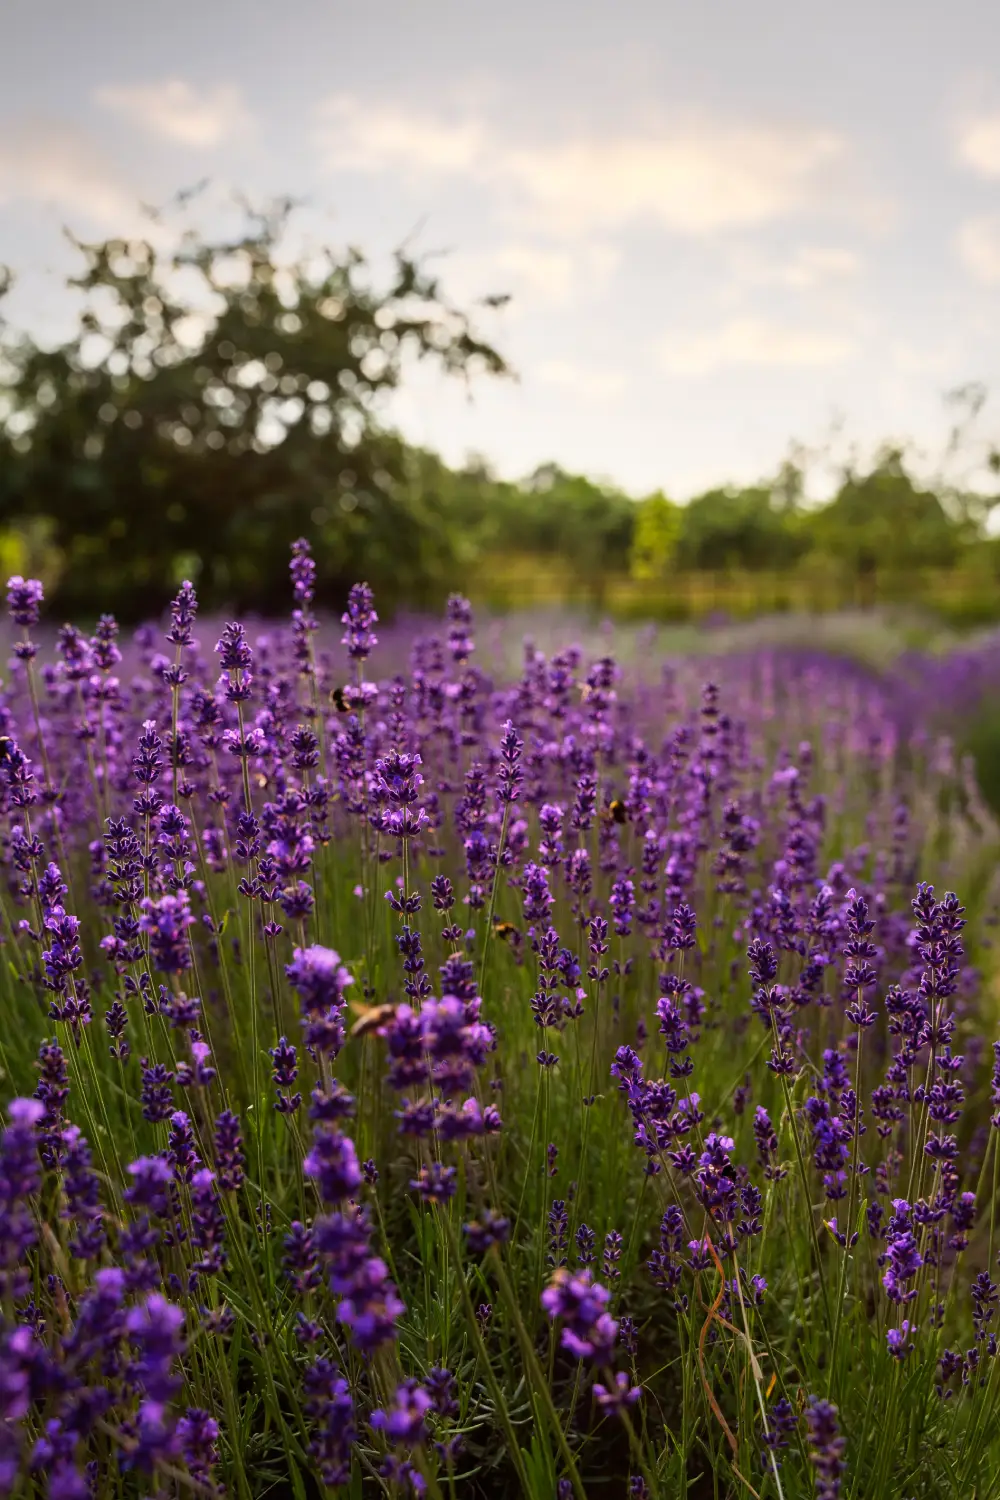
[727,243,863,292]
[494,242,619,303]
[890,341,960,377]
[956,215,1000,284]
[318,95,483,175]
[434,240,620,317]
[95,79,253,148]
[491,246,578,302]
[316,94,847,237]
[0,122,137,226]
[780,245,861,287]
[504,128,844,236]
[536,359,625,399]
[957,114,1000,178]
[658,316,856,376]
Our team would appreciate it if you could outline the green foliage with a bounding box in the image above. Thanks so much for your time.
[0,203,508,618]
[810,449,960,593]
[1,203,1000,624]
[630,490,682,580]
[673,478,810,573]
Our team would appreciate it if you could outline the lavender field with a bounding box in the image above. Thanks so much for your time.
[2,546,1000,1498]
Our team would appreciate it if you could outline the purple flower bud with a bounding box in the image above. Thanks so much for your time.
[304,1128,362,1204]
[341,582,378,661]
[371,1380,433,1447]
[6,576,43,628]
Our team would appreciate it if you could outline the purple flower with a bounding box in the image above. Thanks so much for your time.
[881,1201,923,1304]
[304,1129,362,1204]
[140,893,193,974]
[139,1061,175,1124]
[806,1398,845,1500]
[284,1221,320,1294]
[215,621,253,673]
[496,720,523,805]
[6,576,43,628]
[176,1408,219,1485]
[125,1154,172,1216]
[341,582,378,662]
[91,611,121,668]
[287,942,353,1062]
[303,1358,356,1485]
[60,1125,105,1259]
[126,1293,185,1404]
[593,1372,642,1414]
[887,1320,915,1360]
[546,1198,569,1267]
[760,1395,798,1469]
[464,1209,511,1253]
[167,580,198,648]
[541,1268,618,1363]
[34,1040,69,1169]
[371,1380,433,1447]
[335,1255,406,1354]
[610,876,635,936]
[290,538,316,606]
[426,1366,458,1418]
[213,1110,245,1192]
[190,1169,227,1275]
[0,1099,43,1285]
[410,1162,457,1203]
[270,1036,300,1114]
[167,1111,200,1184]
[445,592,475,666]
[287,946,353,1020]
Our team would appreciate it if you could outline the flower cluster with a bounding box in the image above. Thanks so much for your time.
[0,555,997,1497]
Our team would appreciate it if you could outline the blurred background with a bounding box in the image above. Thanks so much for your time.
[1,0,1000,631]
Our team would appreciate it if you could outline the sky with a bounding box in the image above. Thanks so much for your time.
[2,0,1000,500]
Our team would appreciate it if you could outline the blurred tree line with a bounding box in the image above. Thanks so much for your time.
[1,203,999,623]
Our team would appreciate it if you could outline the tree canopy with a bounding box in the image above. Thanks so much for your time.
[1,202,998,622]
[0,202,508,617]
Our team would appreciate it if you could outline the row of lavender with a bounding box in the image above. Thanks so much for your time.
[0,551,998,1498]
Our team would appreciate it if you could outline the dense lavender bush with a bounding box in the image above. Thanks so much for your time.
[0,549,999,1497]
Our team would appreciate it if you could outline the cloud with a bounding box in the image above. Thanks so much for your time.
[536,359,625,399]
[504,129,844,236]
[318,96,483,175]
[433,240,620,318]
[317,94,848,237]
[779,245,861,288]
[957,114,1000,178]
[956,215,1000,284]
[0,122,137,226]
[95,79,252,148]
[493,242,619,303]
[890,341,960,377]
[726,243,862,292]
[657,316,856,376]
[489,246,578,302]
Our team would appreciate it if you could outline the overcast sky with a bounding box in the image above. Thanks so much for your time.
[3,0,1000,498]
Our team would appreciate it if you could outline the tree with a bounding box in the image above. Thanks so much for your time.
[515,466,635,606]
[630,490,682,581]
[674,482,807,572]
[811,449,960,603]
[0,200,509,618]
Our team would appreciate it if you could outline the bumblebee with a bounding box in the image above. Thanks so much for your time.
[255,773,269,791]
[348,1001,397,1040]
[606,799,629,825]
[0,736,12,764]
[491,918,517,941]
[330,686,349,713]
